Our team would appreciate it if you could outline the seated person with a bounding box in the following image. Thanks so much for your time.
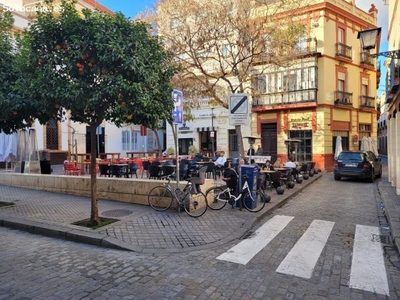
[222,161,238,191]
[262,160,274,171]
[284,157,298,179]
[214,151,226,167]
[273,157,284,168]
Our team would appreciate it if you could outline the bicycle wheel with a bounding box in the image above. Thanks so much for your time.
[183,191,208,217]
[205,186,227,210]
[148,186,173,211]
[242,189,268,213]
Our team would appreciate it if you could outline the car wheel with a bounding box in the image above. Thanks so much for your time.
[334,175,341,181]
[368,170,375,183]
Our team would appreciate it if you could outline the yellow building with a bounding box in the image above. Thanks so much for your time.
[252,0,379,171]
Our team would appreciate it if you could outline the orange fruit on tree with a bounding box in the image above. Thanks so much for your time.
[12,110,18,115]
[120,101,127,107]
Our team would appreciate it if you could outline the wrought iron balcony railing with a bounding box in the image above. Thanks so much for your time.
[336,43,352,60]
[359,95,375,108]
[334,91,353,106]
[360,52,374,66]
[253,89,317,107]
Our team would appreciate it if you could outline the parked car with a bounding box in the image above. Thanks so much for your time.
[333,150,382,182]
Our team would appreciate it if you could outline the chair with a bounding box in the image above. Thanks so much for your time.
[109,165,122,178]
[98,164,110,177]
[128,163,138,178]
[141,161,150,178]
[160,165,175,180]
[148,165,161,179]
[204,162,216,179]
[257,173,267,190]
[179,163,189,181]
[270,171,283,188]
[280,168,292,188]
[63,162,81,176]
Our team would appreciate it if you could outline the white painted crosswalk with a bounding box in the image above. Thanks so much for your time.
[216,215,294,265]
[217,215,390,296]
[276,219,334,279]
[349,224,390,296]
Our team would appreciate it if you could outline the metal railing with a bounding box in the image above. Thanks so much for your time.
[334,91,353,106]
[336,43,352,60]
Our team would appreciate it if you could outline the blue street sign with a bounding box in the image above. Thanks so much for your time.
[172,89,183,124]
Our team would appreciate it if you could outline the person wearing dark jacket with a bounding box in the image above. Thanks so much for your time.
[222,161,238,190]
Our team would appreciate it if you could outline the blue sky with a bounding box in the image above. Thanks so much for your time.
[98,0,156,19]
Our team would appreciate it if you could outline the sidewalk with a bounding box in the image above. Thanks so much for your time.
[0,168,322,253]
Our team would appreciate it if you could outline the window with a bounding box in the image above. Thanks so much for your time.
[122,130,139,151]
[252,74,266,93]
[289,130,312,162]
[283,73,296,91]
[46,118,58,150]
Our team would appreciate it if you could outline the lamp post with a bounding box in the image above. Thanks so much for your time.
[357,27,400,99]
[211,107,215,159]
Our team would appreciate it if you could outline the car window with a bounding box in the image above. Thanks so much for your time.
[338,152,362,161]
[367,151,376,160]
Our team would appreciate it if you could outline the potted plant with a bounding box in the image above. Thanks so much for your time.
[188,145,198,157]
[166,146,175,156]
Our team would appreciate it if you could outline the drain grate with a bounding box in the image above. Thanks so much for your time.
[372,234,392,245]
[102,209,133,217]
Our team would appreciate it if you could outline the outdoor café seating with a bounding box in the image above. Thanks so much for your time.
[110,164,128,178]
[98,164,110,177]
[128,163,139,178]
[141,161,150,178]
[63,161,81,176]
[148,165,161,179]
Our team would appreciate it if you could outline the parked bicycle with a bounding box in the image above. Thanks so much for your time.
[147,167,208,218]
[205,176,270,212]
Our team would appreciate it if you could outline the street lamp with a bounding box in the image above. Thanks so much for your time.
[357,28,381,51]
[357,27,400,103]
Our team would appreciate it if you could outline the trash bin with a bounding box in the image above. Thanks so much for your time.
[237,165,258,208]
[40,160,52,174]
[40,149,52,174]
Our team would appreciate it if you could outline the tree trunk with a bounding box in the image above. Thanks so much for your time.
[89,123,100,226]
[152,128,162,157]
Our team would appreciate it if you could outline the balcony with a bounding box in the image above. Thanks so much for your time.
[360,52,374,67]
[334,91,353,106]
[335,43,352,61]
[253,89,317,107]
[359,95,375,109]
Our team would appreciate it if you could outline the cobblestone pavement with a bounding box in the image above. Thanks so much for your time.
[0,170,322,253]
[0,170,399,299]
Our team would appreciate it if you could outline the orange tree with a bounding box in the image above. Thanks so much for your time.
[0,10,42,133]
[17,0,177,225]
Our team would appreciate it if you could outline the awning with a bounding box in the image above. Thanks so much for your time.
[197,127,218,132]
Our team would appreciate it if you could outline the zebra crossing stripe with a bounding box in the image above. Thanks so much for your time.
[216,215,294,265]
[349,225,389,296]
[276,219,334,279]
